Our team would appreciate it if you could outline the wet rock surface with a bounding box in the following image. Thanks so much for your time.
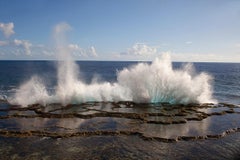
[0,101,240,159]
[0,101,239,141]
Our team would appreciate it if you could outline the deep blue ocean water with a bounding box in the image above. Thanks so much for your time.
[0,61,239,105]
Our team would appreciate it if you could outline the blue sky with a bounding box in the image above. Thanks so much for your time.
[0,0,240,62]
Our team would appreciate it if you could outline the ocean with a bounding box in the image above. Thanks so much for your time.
[0,60,239,105]
[0,59,240,159]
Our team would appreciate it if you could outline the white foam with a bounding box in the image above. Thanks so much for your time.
[117,54,215,104]
[10,53,216,106]
[9,23,216,106]
[10,76,50,106]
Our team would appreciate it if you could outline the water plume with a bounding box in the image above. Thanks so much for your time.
[117,54,214,104]
[12,76,49,106]
[10,23,216,106]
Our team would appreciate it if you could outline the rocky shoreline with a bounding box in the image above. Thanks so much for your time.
[0,101,239,142]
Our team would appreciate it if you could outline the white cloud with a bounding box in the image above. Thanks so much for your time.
[68,44,98,57]
[0,41,97,59]
[0,22,15,38]
[163,51,240,62]
[122,43,158,56]
[13,39,32,55]
[0,39,33,56]
[68,44,84,56]
[0,22,98,59]
[68,44,79,50]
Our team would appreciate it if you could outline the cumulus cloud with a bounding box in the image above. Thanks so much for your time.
[0,22,15,38]
[0,39,33,56]
[13,39,32,55]
[0,22,98,59]
[68,44,98,57]
[122,43,158,56]
[68,44,84,56]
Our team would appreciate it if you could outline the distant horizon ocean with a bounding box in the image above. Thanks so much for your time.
[0,60,239,105]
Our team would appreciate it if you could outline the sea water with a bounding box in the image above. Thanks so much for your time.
[0,59,239,105]
[1,56,240,160]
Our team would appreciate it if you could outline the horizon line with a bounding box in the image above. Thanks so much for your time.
[0,59,239,64]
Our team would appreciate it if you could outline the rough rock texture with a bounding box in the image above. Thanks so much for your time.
[0,101,239,142]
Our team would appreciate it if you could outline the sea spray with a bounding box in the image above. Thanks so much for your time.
[54,22,81,104]
[11,56,215,106]
[123,54,214,103]
[10,23,216,106]
[12,76,49,106]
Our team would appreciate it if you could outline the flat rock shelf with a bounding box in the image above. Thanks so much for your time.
[0,101,240,159]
